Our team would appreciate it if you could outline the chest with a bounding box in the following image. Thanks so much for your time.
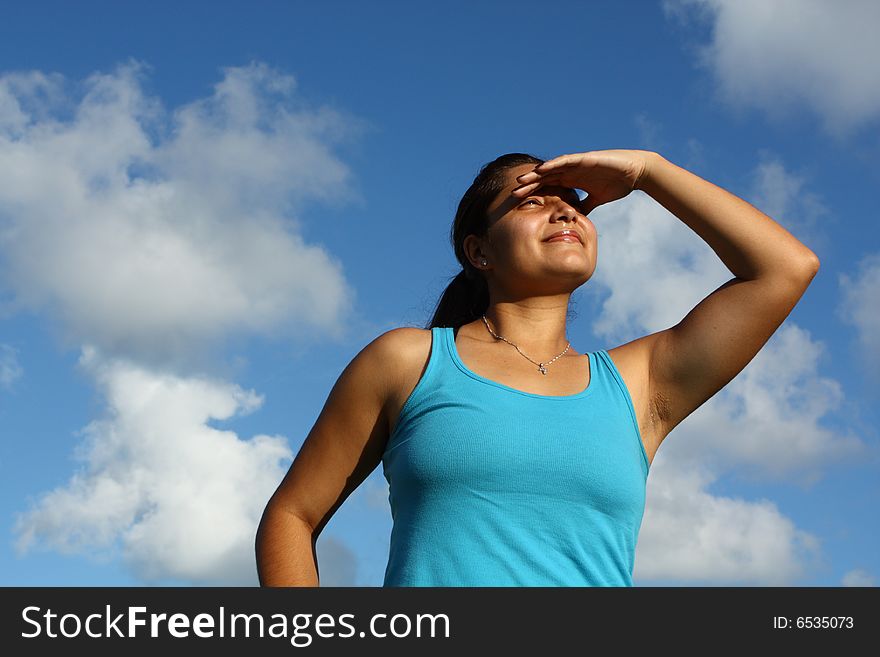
[455,346,592,396]
[384,330,658,468]
[383,391,647,517]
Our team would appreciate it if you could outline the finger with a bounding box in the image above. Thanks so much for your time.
[518,170,567,185]
[511,181,542,196]
[534,153,583,173]
[516,167,567,184]
[511,174,566,196]
[515,170,540,183]
[527,173,568,190]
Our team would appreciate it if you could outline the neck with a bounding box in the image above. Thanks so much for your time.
[480,302,572,356]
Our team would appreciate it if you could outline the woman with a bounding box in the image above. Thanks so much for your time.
[255,149,820,586]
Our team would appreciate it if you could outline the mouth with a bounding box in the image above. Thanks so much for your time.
[543,229,583,244]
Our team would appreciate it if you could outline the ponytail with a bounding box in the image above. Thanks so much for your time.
[425,152,545,332]
[426,268,490,331]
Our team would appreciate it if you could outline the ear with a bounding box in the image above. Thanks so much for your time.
[463,234,489,268]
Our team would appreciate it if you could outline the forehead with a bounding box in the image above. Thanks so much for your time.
[487,164,582,216]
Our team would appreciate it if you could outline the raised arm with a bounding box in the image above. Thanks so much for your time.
[512,149,820,455]
[636,152,820,440]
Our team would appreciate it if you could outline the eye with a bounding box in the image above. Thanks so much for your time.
[521,198,541,207]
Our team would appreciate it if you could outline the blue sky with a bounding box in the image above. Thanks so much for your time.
[0,0,877,586]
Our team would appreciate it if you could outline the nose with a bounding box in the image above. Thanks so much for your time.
[551,205,579,224]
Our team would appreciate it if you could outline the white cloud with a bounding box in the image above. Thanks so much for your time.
[591,190,730,339]
[0,61,363,369]
[653,323,864,485]
[837,252,880,383]
[664,0,880,136]
[14,345,292,585]
[635,459,821,584]
[634,112,663,151]
[3,61,372,585]
[362,476,392,512]
[587,157,860,582]
[748,153,831,253]
[0,343,23,389]
[316,535,359,586]
[841,568,875,587]
[0,70,67,136]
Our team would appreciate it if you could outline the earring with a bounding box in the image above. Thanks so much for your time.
[480,259,488,266]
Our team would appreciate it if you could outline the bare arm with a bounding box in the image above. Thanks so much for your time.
[255,508,321,586]
[255,329,406,586]
[637,152,820,439]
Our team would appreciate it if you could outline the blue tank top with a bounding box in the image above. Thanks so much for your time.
[381,326,650,587]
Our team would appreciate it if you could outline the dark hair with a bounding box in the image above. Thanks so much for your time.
[426,152,544,331]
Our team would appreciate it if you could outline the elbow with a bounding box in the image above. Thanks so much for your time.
[800,251,820,280]
[786,250,820,283]
[770,251,820,292]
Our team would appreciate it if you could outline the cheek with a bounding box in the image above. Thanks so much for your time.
[582,219,597,240]
[494,226,531,253]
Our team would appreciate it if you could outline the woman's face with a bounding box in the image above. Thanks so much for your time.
[466,163,597,296]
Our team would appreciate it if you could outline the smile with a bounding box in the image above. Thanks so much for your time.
[543,229,583,244]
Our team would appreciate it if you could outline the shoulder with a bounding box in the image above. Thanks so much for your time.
[606,331,673,464]
[363,327,433,388]
[607,332,671,415]
[365,328,434,430]
[606,337,653,416]
[368,327,433,360]
[606,334,655,381]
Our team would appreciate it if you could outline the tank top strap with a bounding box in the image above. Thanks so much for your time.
[593,349,651,478]
[411,326,447,395]
[382,327,447,455]
[441,325,457,361]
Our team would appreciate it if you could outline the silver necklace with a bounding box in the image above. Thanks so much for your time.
[481,314,571,376]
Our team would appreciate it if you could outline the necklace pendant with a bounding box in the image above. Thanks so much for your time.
[539,364,547,375]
